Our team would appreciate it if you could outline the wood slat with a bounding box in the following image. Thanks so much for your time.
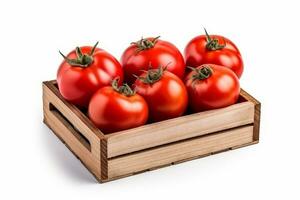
[240,89,261,141]
[43,82,103,158]
[106,101,255,158]
[42,81,103,179]
[107,125,254,179]
[44,110,102,179]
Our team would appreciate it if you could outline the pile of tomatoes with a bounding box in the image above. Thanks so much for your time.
[57,29,243,134]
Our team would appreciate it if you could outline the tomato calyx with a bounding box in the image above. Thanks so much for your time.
[134,65,167,84]
[188,65,213,81]
[204,28,226,51]
[131,36,160,53]
[59,41,99,67]
[112,78,135,96]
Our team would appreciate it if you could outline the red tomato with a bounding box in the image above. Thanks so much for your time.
[121,37,185,85]
[88,78,148,134]
[57,42,123,108]
[134,66,188,122]
[185,64,240,112]
[184,29,244,78]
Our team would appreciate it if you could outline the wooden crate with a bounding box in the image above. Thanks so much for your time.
[43,80,260,182]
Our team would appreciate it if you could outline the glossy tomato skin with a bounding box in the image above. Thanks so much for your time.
[88,87,148,134]
[134,71,188,122]
[57,46,123,108]
[184,35,243,78]
[121,38,185,85]
[185,64,240,112]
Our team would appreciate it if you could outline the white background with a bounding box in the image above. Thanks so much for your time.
[0,0,299,199]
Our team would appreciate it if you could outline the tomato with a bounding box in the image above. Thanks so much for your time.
[134,66,188,122]
[185,64,240,112]
[184,29,244,78]
[121,37,185,85]
[57,42,123,108]
[88,78,148,134]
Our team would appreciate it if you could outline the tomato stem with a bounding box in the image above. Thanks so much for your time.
[59,41,99,67]
[112,78,135,96]
[134,64,167,84]
[204,28,226,51]
[131,36,160,53]
[188,65,213,81]
[89,41,99,56]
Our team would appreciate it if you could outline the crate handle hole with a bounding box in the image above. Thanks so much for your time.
[49,103,91,152]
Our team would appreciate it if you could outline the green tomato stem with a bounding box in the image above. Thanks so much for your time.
[112,78,135,96]
[204,28,226,51]
[59,41,99,67]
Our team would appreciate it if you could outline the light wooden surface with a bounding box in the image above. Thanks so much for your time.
[43,81,104,180]
[240,90,261,141]
[106,101,254,158]
[107,125,254,179]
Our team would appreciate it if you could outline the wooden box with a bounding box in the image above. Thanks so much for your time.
[43,80,260,183]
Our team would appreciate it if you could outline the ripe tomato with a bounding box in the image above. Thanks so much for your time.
[57,42,123,108]
[185,64,240,112]
[184,29,244,78]
[134,66,188,122]
[88,78,148,134]
[121,37,185,85]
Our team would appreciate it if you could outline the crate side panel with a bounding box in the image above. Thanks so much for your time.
[43,81,104,139]
[107,125,254,179]
[240,89,261,141]
[43,82,102,158]
[43,105,101,179]
[107,101,255,158]
[43,82,102,180]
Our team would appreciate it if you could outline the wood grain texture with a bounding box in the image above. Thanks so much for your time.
[43,81,104,179]
[43,81,105,140]
[107,125,254,179]
[100,140,258,183]
[106,101,254,158]
[240,89,261,141]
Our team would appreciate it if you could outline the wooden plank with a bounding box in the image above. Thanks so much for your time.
[42,81,104,180]
[107,125,254,179]
[103,141,258,183]
[106,101,255,158]
[43,81,104,140]
[240,89,261,141]
[43,82,103,157]
[43,104,101,179]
